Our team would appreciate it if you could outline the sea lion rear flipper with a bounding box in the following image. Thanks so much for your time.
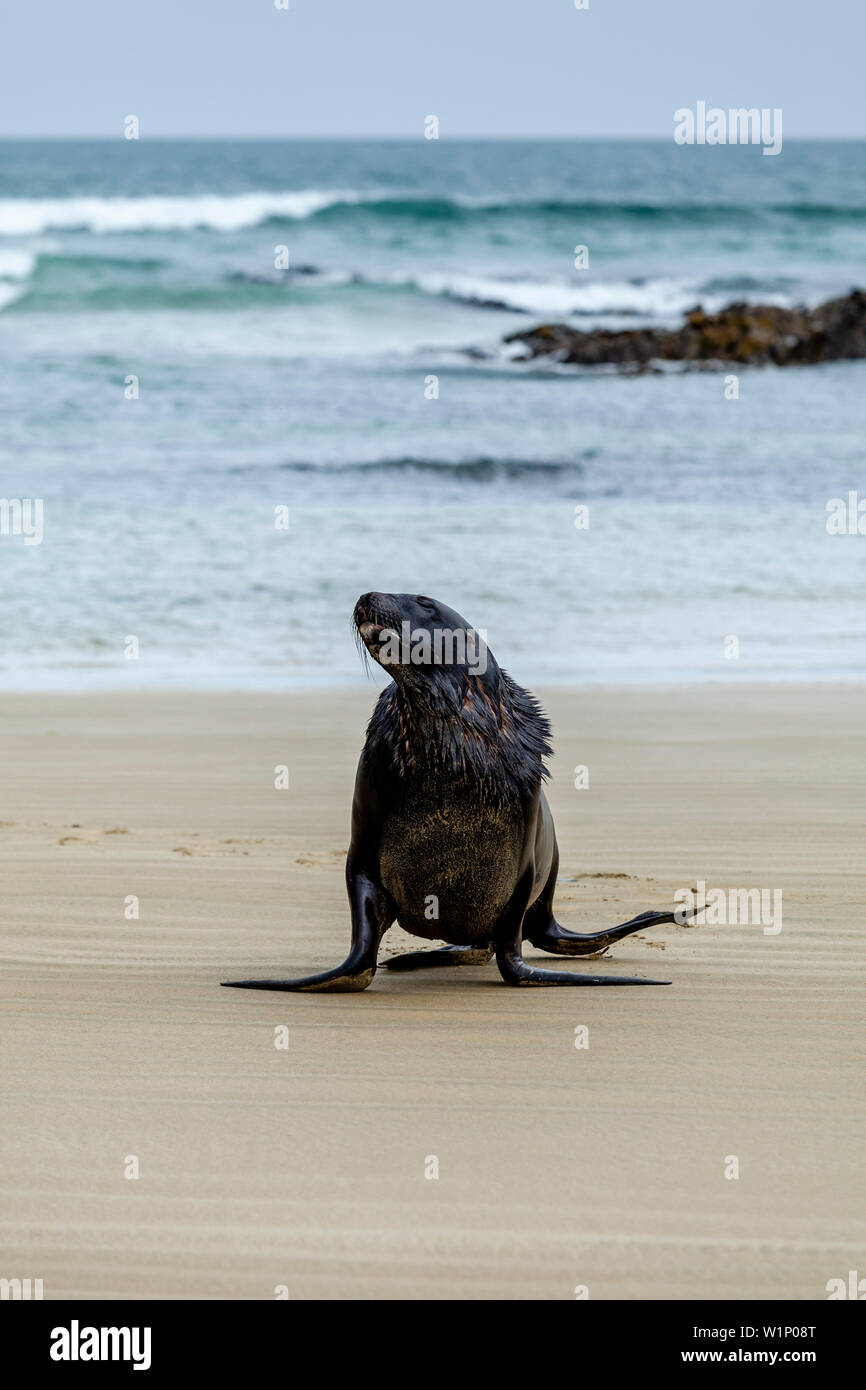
[525,898,703,957]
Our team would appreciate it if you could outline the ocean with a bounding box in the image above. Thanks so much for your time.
[1,138,864,688]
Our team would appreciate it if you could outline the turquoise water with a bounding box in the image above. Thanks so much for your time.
[1,139,864,686]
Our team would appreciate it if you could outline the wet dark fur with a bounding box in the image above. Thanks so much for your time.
[365,671,551,806]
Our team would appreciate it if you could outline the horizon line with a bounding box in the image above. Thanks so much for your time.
[1,132,865,142]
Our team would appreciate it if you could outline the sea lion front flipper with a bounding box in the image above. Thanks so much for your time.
[494,867,669,985]
[221,867,394,993]
[495,936,670,986]
[221,966,375,993]
[385,945,495,972]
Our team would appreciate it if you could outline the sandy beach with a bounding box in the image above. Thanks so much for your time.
[0,682,862,1300]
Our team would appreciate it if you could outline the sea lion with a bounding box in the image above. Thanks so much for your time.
[223,592,698,992]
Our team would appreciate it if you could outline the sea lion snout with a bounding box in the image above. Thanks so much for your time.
[354,591,396,628]
[354,592,490,679]
[354,593,401,653]
[354,591,383,619]
[354,591,449,633]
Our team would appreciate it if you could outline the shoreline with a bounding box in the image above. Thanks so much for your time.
[0,671,865,695]
[1,682,862,1299]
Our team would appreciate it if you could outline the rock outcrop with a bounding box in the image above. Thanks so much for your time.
[503,289,866,370]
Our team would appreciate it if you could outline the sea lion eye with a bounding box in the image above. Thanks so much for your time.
[416,596,435,611]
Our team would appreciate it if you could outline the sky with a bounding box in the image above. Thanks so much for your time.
[2,0,864,139]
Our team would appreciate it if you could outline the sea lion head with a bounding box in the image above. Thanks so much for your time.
[353,591,491,688]
[355,591,551,798]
